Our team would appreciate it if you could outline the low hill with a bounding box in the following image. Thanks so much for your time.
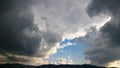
[0,64,115,68]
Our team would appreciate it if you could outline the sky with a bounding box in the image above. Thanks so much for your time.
[0,0,120,67]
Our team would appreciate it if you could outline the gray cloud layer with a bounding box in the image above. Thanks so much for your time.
[0,0,40,56]
[85,0,120,66]
[1,0,112,66]
[0,0,62,64]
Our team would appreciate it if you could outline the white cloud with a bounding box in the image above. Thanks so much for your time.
[89,13,111,30]
[32,0,91,37]
[106,60,120,67]
[32,0,111,40]
[58,42,76,49]
[26,0,112,65]
[50,57,73,65]
[84,60,91,64]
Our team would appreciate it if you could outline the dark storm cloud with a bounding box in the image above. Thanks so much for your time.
[86,0,120,66]
[0,0,63,64]
[87,0,120,17]
[0,0,42,57]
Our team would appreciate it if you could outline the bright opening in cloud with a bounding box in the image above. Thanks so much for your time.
[0,0,120,67]
[106,60,120,67]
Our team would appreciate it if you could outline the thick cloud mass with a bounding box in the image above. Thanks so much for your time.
[0,0,63,64]
[32,0,92,37]
[0,0,46,64]
[87,0,120,17]
[1,0,112,65]
[0,0,41,56]
[86,0,120,66]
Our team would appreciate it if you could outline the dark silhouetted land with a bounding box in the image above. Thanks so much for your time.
[0,64,116,68]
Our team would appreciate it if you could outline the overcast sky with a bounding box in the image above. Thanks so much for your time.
[0,0,119,67]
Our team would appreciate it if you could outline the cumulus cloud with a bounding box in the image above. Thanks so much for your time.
[106,60,120,67]
[0,0,114,66]
[32,0,93,39]
[0,0,37,56]
[0,0,62,65]
[85,0,120,66]
[50,57,73,65]
[57,58,73,64]
[0,0,41,64]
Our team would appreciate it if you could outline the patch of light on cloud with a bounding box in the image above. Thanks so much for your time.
[62,29,86,40]
[90,14,111,30]
[106,60,120,67]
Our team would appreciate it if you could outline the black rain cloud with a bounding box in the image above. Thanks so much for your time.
[85,0,120,66]
[0,0,41,56]
[0,0,62,64]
